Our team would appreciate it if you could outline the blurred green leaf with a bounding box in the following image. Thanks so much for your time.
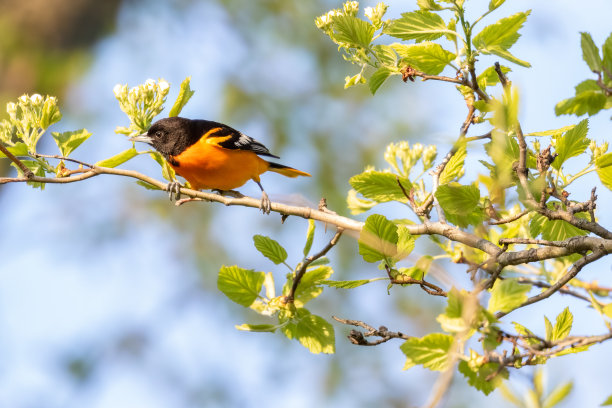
[435,183,480,216]
[322,279,377,289]
[149,151,177,182]
[217,265,265,307]
[555,90,607,117]
[369,66,396,95]
[0,142,29,158]
[602,394,612,406]
[603,32,612,80]
[551,307,573,341]
[235,323,279,332]
[395,225,415,261]
[477,65,511,89]
[401,333,454,371]
[169,76,195,117]
[489,0,506,11]
[530,212,589,241]
[580,32,602,72]
[551,118,589,170]
[52,129,92,157]
[291,266,333,307]
[458,361,508,395]
[472,11,531,67]
[95,147,138,168]
[253,235,288,265]
[303,219,315,256]
[543,381,573,408]
[295,312,335,354]
[488,279,530,313]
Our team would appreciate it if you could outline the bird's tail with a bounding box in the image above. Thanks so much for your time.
[267,162,311,178]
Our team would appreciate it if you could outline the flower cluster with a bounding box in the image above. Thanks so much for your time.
[114,78,170,136]
[384,141,437,176]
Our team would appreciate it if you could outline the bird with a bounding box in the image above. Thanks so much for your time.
[130,117,310,213]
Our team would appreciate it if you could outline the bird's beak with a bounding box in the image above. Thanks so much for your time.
[129,133,153,144]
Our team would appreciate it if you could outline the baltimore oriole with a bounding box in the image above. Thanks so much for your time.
[131,117,311,213]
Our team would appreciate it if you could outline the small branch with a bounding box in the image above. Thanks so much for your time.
[0,142,34,178]
[284,229,343,304]
[33,153,95,169]
[496,248,607,318]
[499,238,569,247]
[487,209,529,225]
[515,278,590,302]
[332,316,412,345]
[465,132,492,143]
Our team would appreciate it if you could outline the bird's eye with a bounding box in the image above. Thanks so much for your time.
[155,131,163,138]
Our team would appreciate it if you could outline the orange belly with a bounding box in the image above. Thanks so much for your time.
[169,140,270,191]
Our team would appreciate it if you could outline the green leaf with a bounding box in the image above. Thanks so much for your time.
[551,119,589,170]
[551,307,573,341]
[437,288,476,333]
[544,316,553,341]
[0,142,29,158]
[303,219,315,256]
[292,266,333,307]
[489,0,506,11]
[488,279,530,313]
[543,381,573,408]
[435,183,480,216]
[11,159,46,189]
[477,65,511,90]
[359,214,398,263]
[149,151,176,182]
[458,361,508,395]
[439,143,466,184]
[487,47,531,68]
[392,42,455,75]
[401,333,454,371]
[168,76,195,117]
[603,33,612,80]
[235,323,279,332]
[95,147,138,168]
[383,10,449,43]
[602,394,612,406]
[524,125,575,137]
[417,0,443,11]
[513,322,540,346]
[472,11,530,53]
[530,212,589,241]
[40,97,62,129]
[217,265,265,307]
[372,44,397,66]
[332,14,375,48]
[397,255,433,279]
[395,226,415,261]
[369,66,396,95]
[580,32,603,72]
[555,90,607,117]
[51,129,92,157]
[253,235,288,265]
[135,180,161,190]
[295,312,335,354]
[322,279,377,289]
[349,170,411,203]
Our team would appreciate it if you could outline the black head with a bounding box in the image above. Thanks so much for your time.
[134,117,199,158]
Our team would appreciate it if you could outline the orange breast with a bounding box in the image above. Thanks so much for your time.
[169,139,270,191]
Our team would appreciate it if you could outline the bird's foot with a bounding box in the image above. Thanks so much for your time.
[166,181,182,201]
[260,191,271,215]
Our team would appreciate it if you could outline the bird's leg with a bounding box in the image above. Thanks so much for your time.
[166,180,182,201]
[255,181,271,214]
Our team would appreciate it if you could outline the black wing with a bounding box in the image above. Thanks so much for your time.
[196,120,280,159]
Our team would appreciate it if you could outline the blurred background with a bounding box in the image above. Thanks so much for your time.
[1,0,611,407]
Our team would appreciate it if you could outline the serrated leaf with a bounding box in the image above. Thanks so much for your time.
[217,266,265,307]
[543,381,573,408]
[295,313,335,354]
[322,279,376,289]
[458,361,508,395]
[603,33,612,80]
[473,11,530,53]
[552,307,572,341]
[417,0,442,11]
[488,279,530,313]
[303,219,315,256]
[349,170,411,202]
[95,147,138,168]
[551,118,589,170]
[555,91,607,117]
[383,10,449,43]
[51,129,92,157]
[524,125,575,137]
[253,235,288,265]
[530,212,589,241]
[169,76,195,117]
[359,214,398,263]
[369,66,395,95]
[490,47,531,68]
[332,14,375,48]
[392,42,455,75]
[235,323,279,332]
[372,44,397,66]
[489,0,506,11]
[544,315,553,341]
[439,144,466,184]
[580,32,602,72]
[477,65,511,89]
[401,333,454,371]
[513,322,540,346]
[435,183,480,216]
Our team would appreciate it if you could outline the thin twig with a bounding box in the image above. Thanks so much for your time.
[332,316,412,345]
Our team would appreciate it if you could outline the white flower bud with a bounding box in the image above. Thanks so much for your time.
[19,95,29,104]
[158,79,170,93]
[31,94,43,105]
